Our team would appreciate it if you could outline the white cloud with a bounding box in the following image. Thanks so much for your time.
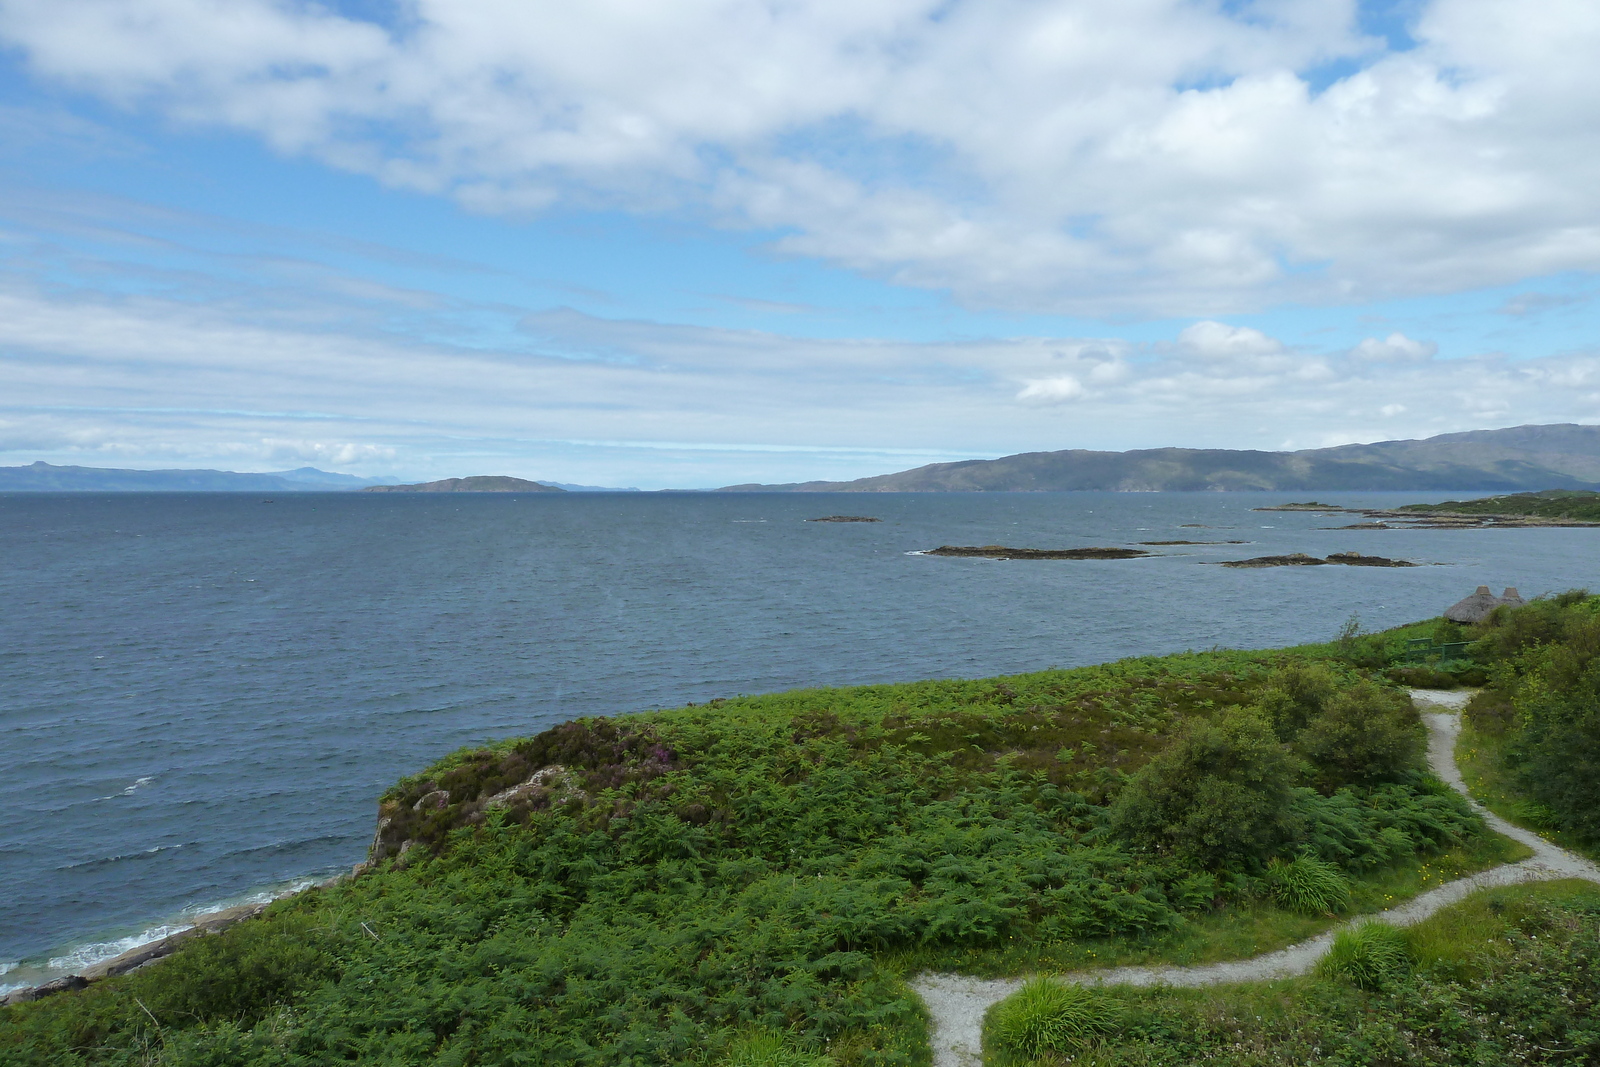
[1350,332,1438,362]
[4,0,1600,314]
[1177,321,1285,359]
[3,261,1600,485]
[1017,376,1086,404]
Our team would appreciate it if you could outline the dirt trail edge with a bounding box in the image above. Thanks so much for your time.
[910,689,1600,1067]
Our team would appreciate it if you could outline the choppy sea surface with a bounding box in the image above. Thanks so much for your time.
[3,489,1596,990]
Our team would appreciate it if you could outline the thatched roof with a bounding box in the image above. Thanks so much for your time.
[1445,585,1520,623]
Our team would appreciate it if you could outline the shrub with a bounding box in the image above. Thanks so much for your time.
[1384,665,1458,690]
[989,977,1121,1057]
[1265,854,1350,915]
[1464,688,1515,735]
[1318,922,1412,991]
[1110,710,1302,870]
[1253,663,1340,740]
[1297,682,1424,789]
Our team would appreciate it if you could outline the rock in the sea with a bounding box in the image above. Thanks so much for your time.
[925,545,1150,560]
[1219,551,1416,568]
[1219,553,1329,568]
[1325,551,1418,567]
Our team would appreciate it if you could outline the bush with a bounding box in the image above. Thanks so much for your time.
[1265,855,1350,915]
[1110,710,1302,870]
[988,977,1121,1057]
[1318,922,1412,991]
[1253,663,1340,740]
[1296,682,1424,790]
[1464,688,1515,735]
[1384,665,1459,689]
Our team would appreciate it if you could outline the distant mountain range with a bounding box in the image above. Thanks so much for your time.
[0,462,400,492]
[719,424,1600,492]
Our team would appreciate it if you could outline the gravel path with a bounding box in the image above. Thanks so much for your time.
[911,689,1600,1067]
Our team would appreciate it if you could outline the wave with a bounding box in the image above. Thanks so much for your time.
[56,842,192,871]
[92,776,155,801]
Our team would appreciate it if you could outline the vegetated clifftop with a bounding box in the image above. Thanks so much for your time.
[9,607,1579,1066]
[362,475,564,493]
[719,423,1600,492]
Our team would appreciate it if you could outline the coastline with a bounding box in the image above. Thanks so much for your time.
[0,870,344,1002]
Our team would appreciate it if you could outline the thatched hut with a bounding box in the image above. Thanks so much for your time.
[1445,585,1524,623]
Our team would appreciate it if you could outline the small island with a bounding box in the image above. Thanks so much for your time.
[1217,551,1417,568]
[1253,489,1600,528]
[805,515,881,522]
[1138,539,1249,545]
[363,476,564,493]
[925,545,1150,560]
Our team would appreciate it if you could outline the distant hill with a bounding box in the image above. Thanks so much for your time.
[363,476,564,493]
[719,424,1600,492]
[0,461,399,492]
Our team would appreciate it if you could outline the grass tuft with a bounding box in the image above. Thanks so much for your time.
[1317,922,1412,991]
[722,1028,832,1067]
[989,976,1122,1057]
[1266,854,1351,915]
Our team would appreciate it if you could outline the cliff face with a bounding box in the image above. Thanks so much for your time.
[363,476,564,493]
[719,423,1600,492]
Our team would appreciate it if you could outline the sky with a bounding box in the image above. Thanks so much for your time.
[1,0,1598,489]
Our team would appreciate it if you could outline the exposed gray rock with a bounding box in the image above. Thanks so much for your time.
[0,975,87,1006]
[485,765,585,808]
[412,789,450,812]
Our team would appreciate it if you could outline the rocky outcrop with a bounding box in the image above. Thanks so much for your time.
[368,718,679,863]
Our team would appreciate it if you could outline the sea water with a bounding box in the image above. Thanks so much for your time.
[2,490,1595,989]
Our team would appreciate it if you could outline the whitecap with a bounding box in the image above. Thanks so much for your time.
[57,842,190,870]
[93,775,155,801]
[46,922,194,973]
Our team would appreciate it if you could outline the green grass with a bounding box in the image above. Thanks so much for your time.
[1001,881,1600,1067]
[882,830,1524,980]
[1456,720,1600,863]
[1316,922,1411,990]
[1264,856,1350,916]
[985,978,1122,1062]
